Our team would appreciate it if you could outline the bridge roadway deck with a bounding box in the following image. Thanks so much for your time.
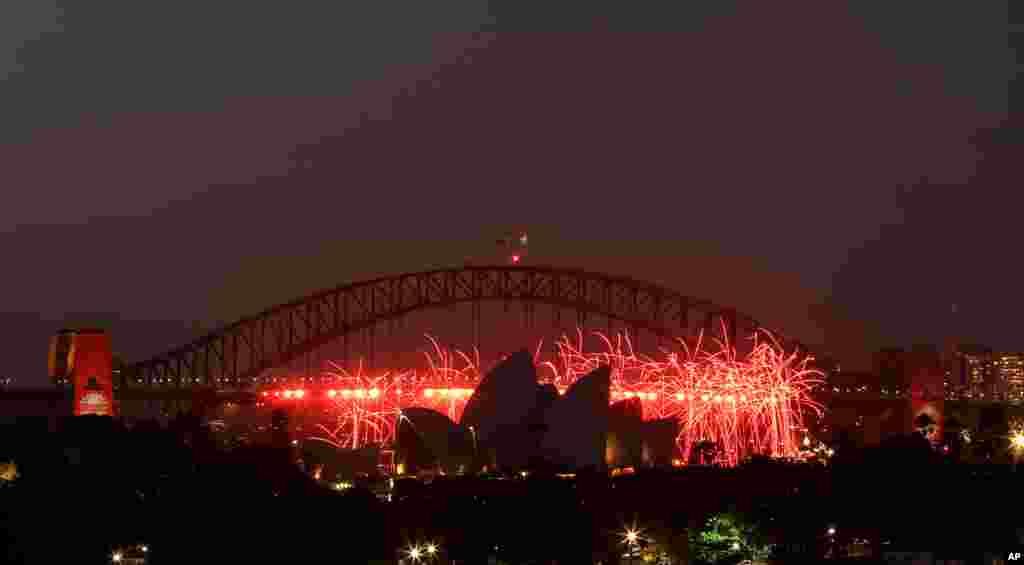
[0,387,258,420]
[4,388,1022,422]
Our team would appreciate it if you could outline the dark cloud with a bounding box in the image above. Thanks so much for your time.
[2,2,491,133]
[0,2,1017,384]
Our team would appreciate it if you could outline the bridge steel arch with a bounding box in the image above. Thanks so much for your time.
[128,265,809,388]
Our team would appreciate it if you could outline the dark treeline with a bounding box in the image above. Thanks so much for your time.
[1,416,1020,564]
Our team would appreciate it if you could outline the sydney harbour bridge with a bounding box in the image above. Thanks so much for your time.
[93,263,832,467]
[12,263,979,462]
[116,265,810,409]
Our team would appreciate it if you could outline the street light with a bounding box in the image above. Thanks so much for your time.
[468,426,478,471]
[111,552,122,563]
[621,528,643,565]
[425,543,437,555]
[823,526,839,559]
[1010,431,1024,471]
[1012,432,1024,449]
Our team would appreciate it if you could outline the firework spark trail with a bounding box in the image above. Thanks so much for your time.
[542,329,667,413]
[314,360,405,449]
[536,324,824,466]
[414,334,480,422]
[312,336,484,447]
[309,327,823,467]
[650,329,825,466]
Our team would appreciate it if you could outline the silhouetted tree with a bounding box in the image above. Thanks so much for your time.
[914,413,937,437]
[689,511,773,564]
[971,437,998,463]
[943,417,966,460]
[828,428,860,467]
[979,404,1008,435]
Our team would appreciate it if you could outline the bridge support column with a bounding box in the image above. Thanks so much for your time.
[525,301,535,329]
[390,317,399,367]
[367,326,375,370]
[342,333,349,370]
[472,303,481,352]
[49,329,116,417]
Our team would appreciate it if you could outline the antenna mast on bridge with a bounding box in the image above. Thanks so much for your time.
[495,230,529,265]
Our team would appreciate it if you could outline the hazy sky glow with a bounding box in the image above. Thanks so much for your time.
[1,1,1019,382]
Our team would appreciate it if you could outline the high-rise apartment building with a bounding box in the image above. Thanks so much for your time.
[965,354,991,386]
[993,354,1024,398]
[874,344,1024,401]
[945,345,993,398]
[944,347,1024,399]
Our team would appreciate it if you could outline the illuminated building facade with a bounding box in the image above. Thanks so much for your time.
[917,344,1024,400]
[993,354,1024,399]
[965,352,994,395]
[943,347,1024,400]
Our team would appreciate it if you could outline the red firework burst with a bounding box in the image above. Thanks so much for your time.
[306,326,822,467]
[406,334,481,422]
[540,326,824,466]
[312,360,404,449]
[654,331,825,466]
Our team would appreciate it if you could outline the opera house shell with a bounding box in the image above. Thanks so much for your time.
[606,400,679,468]
[396,407,474,474]
[396,349,679,473]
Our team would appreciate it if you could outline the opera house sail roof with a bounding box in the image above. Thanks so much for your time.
[395,349,677,473]
[459,350,542,470]
[537,365,611,470]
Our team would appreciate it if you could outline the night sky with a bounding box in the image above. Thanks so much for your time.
[2,2,1020,384]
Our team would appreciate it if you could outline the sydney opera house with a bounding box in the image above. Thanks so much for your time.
[392,350,679,475]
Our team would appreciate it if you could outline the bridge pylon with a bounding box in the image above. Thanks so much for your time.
[49,329,116,417]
